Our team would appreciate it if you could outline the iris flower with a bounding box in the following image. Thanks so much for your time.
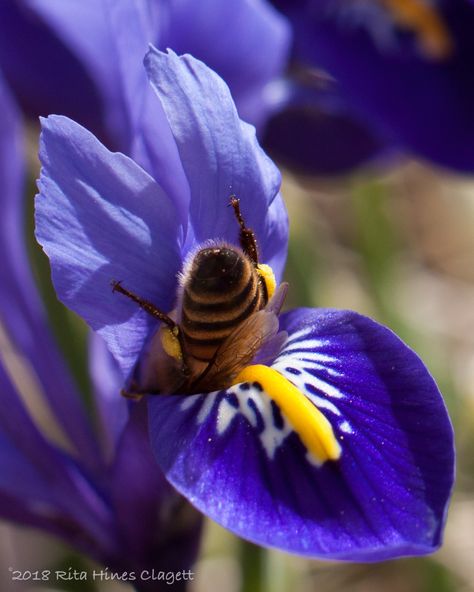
[271,0,474,172]
[35,47,454,561]
[0,70,201,590]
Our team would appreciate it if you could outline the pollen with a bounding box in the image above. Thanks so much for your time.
[160,326,183,361]
[232,364,341,464]
[256,264,276,300]
[381,0,454,60]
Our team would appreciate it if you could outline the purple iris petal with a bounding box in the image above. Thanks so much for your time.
[24,0,192,222]
[7,0,290,131]
[0,73,101,472]
[0,1,103,133]
[145,48,287,279]
[0,361,118,559]
[148,307,454,560]
[260,193,288,283]
[110,402,203,572]
[25,0,133,149]
[1,0,291,177]
[283,0,474,171]
[35,115,182,377]
[262,79,388,174]
[2,45,203,572]
[264,105,386,174]
[89,333,128,454]
[0,355,202,573]
[0,431,53,503]
[159,0,291,129]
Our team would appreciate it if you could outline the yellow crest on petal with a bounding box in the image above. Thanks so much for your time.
[232,364,341,465]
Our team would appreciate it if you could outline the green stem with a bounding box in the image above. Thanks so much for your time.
[239,540,265,592]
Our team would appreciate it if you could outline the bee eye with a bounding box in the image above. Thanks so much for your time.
[191,248,243,292]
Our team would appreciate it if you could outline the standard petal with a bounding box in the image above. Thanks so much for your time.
[25,0,191,221]
[145,48,288,267]
[260,193,288,284]
[100,0,192,225]
[35,115,182,376]
[149,307,454,560]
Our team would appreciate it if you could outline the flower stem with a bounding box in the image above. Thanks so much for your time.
[239,539,265,592]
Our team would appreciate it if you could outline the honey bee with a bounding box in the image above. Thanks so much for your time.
[112,197,287,397]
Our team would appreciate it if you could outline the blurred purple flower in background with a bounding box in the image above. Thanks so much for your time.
[0,69,201,591]
[0,0,389,175]
[0,0,289,148]
[271,0,474,172]
[35,48,454,561]
[3,1,474,175]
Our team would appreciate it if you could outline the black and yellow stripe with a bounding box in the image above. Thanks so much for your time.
[181,247,267,361]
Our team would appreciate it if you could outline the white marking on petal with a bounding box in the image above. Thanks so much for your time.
[271,334,355,438]
[340,420,354,434]
[197,392,218,424]
[285,327,330,347]
[216,398,237,434]
[216,386,292,459]
[279,347,338,364]
[306,376,346,400]
[180,395,197,410]
[273,357,343,378]
[305,393,342,416]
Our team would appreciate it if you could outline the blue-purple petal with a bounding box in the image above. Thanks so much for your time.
[26,0,131,149]
[262,80,388,174]
[110,401,203,572]
[148,307,453,560]
[0,360,118,558]
[89,333,128,455]
[0,1,103,133]
[97,0,192,225]
[35,115,182,377]
[13,0,191,223]
[0,74,101,472]
[159,0,291,129]
[285,0,474,171]
[145,48,288,275]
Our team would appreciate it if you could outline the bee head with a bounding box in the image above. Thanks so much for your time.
[190,247,243,293]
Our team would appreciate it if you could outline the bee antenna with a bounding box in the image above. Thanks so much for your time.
[229,196,259,265]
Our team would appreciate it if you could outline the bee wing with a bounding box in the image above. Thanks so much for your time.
[190,308,280,393]
[188,282,289,393]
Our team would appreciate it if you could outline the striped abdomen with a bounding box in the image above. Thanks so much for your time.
[181,246,267,362]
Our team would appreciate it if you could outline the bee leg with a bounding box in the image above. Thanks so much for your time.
[120,388,144,401]
[111,280,192,378]
[229,196,259,265]
[111,280,176,328]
